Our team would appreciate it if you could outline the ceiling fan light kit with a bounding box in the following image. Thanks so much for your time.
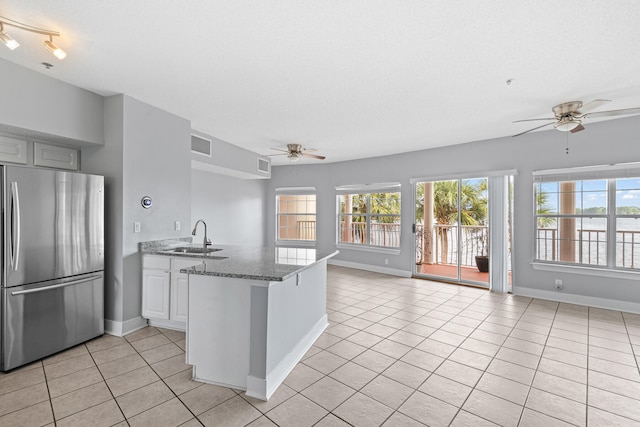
[554,118,582,132]
[512,99,640,137]
[0,16,67,60]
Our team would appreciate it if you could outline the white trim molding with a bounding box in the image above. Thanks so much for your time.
[246,315,328,401]
[532,262,640,281]
[336,244,401,255]
[514,286,640,315]
[104,316,148,337]
[328,259,412,277]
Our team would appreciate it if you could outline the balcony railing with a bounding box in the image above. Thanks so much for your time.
[339,222,401,248]
[296,220,316,240]
[415,224,488,267]
[537,228,639,268]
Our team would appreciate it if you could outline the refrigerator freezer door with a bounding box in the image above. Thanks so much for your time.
[3,167,104,287]
[1,272,104,371]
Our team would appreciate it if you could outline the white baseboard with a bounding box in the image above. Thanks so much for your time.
[245,315,328,401]
[328,259,412,278]
[104,316,148,337]
[193,367,246,391]
[514,287,640,315]
[148,319,186,332]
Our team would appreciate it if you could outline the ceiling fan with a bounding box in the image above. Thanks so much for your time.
[512,99,640,137]
[269,144,326,161]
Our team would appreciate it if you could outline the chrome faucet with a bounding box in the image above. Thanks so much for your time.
[192,219,212,248]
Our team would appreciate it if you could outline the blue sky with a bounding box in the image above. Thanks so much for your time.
[537,178,640,212]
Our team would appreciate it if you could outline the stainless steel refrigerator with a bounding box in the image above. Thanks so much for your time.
[1,165,104,371]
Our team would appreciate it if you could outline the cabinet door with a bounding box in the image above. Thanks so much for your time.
[0,136,27,164]
[142,269,170,319]
[170,272,189,323]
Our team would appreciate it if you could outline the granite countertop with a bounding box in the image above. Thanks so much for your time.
[140,238,338,281]
[139,237,230,259]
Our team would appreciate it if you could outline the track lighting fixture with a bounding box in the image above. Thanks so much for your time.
[0,23,19,50]
[0,16,67,59]
[44,35,66,59]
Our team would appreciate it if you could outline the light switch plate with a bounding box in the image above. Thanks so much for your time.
[175,221,181,231]
[134,222,141,233]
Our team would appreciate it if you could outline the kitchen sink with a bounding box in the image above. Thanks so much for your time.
[171,247,223,254]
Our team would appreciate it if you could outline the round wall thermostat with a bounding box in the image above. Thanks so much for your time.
[141,196,152,209]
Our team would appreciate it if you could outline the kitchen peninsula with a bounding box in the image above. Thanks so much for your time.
[140,239,337,401]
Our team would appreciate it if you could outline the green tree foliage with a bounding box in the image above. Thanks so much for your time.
[340,192,401,223]
[536,187,556,228]
[417,180,487,226]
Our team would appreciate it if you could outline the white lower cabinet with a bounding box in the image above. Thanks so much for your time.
[142,255,202,330]
[142,256,171,320]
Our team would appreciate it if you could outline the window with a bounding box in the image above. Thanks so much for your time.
[534,164,640,271]
[276,188,316,242]
[337,183,401,249]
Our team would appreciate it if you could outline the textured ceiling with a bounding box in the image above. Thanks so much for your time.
[1,1,640,164]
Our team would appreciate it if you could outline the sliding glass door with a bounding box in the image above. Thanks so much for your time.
[414,177,490,287]
[414,174,515,291]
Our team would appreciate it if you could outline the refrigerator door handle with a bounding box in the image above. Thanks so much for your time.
[10,181,20,271]
[10,275,102,296]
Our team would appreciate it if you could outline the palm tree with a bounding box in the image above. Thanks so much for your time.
[340,192,401,244]
[432,180,487,264]
[536,187,555,227]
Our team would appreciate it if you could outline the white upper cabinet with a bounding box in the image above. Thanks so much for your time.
[0,136,28,165]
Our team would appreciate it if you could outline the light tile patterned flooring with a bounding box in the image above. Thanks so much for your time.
[2,265,640,426]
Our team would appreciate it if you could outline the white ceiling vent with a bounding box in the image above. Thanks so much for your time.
[257,157,270,174]
[191,134,212,156]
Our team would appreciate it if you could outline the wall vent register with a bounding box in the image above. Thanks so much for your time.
[191,134,212,157]
[257,157,270,174]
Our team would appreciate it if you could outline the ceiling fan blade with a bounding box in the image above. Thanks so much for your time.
[301,148,318,153]
[570,123,585,133]
[578,99,611,113]
[512,122,555,137]
[512,118,556,123]
[267,153,289,157]
[270,147,289,153]
[582,107,640,119]
[301,153,326,160]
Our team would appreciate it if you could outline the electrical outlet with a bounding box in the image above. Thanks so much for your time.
[555,279,563,291]
[174,221,181,231]
[385,259,389,265]
[134,222,141,233]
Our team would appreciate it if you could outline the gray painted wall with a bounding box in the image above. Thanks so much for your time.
[267,115,640,306]
[0,59,104,146]
[83,95,192,324]
[121,96,192,321]
[82,96,125,321]
[191,131,271,179]
[191,169,267,247]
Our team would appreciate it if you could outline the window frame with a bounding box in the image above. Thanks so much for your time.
[533,164,640,274]
[275,188,317,246]
[336,183,401,252]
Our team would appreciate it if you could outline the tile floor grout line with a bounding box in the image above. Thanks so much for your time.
[145,327,204,426]
[40,359,57,426]
[84,340,130,426]
[7,267,640,426]
[515,298,559,426]
[585,310,640,425]
[586,305,592,427]
[334,276,502,425]
[444,290,533,426]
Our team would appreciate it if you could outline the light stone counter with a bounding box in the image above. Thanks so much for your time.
[140,238,338,400]
[140,238,336,281]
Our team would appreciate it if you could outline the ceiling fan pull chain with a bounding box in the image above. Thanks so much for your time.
[566,131,569,154]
